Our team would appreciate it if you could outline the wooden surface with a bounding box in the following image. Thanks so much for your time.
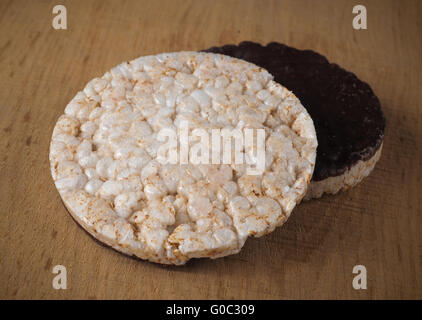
[0,0,421,300]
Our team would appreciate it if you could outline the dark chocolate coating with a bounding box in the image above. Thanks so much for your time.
[202,41,385,181]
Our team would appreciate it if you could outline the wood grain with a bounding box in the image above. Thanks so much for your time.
[0,0,421,299]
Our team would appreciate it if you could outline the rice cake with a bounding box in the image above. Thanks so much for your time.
[203,42,386,200]
[49,52,317,264]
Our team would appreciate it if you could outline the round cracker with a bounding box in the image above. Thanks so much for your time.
[49,52,317,265]
[203,42,385,199]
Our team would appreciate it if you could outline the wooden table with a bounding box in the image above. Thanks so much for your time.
[1,0,421,299]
